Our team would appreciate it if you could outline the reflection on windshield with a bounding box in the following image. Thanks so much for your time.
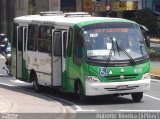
[83,22,148,61]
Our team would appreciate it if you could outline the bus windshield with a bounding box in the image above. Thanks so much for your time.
[83,22,148,62]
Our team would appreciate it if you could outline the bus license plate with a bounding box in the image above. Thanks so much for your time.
[117,85,128,89]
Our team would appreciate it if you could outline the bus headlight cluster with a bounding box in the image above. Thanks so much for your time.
[142,73,150,80]
[85,76,100,83]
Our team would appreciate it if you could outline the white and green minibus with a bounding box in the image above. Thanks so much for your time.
[11,12,150,102]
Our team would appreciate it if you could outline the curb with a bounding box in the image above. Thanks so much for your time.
[150,74,160,79]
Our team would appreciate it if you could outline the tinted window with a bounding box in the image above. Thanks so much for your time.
[18,27,23,51]
[12,23,18,48]
[38,26,52,53]
[54,31,61,56]
[83,22,148,61]
[74,28,83,66]
[63,32,67,58]
[67,28,73,56]
[27,25,38,51]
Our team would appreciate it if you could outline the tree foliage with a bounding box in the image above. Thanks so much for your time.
[28,0,35,15]
[133,9,158,34]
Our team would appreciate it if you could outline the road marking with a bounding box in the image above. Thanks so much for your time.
[51,95,82,111]
[0,83,14,87]
[144,94,160,101]
[76,110,96,112]
[10,79,26,84]
[2,78,82,111]
[77,93,160,112]
[77,109,160,112]
[41,93,82,111]
[151,79,160,82]
[2,78,160,112]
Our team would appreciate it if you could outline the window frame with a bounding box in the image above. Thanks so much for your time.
[38,25,52,53]
[17,26,23,51]
[73,27,83,66]
[67,27,73,57]
[53,31,62,56]
[27,24,39,51]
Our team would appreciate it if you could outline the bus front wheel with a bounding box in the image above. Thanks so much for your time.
[131,92,143,102]
[76,82,87,103]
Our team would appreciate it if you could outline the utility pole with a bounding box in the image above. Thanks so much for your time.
[6,0,16,40]
[0,0,7,33]
[81,0,83,12]
[0,0,28,38]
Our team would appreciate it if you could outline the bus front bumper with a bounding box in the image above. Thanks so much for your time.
[85,79,150,96]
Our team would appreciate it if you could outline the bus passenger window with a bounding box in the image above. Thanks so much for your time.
[27,25,38,51]
[18,27,23,51]
[38,26,52,53]
[63,32,67,58]
[54,31,61,56]
[67,28,73,56]
[12,23,18,48]
[74,28,83,66]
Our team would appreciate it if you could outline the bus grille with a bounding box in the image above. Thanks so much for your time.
[105,74,138,80]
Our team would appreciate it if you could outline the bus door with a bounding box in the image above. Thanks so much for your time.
[36,26,52,86]
[62,30,67,88]
[62,31,67,73]
[16,26,27,79]
[52,30,67,86]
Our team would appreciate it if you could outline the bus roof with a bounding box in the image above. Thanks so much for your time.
[14,12,136,27]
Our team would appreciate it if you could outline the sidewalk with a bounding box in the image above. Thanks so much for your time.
[149,38,160,79]
[150,59,160,79]
[0,85,75,119]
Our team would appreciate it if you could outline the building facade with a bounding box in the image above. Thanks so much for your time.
[0,0,28,38]
[0,0,159,37]
[154,0,160,12]
[34,0,76,13]
[61,0,76,12]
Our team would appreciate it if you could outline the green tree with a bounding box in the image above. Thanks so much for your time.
[134,9,158,34]
[28,0,35,15]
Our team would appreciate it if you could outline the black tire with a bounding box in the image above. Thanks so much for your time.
[131,92,143,102]
[32,73,41,93]
[76,82,87,103]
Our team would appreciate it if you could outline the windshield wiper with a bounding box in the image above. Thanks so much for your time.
[139,41,144,56]
[106,37,136,66]
[106,37,115,66]
[114,38,120,56]
[115,40,136,66]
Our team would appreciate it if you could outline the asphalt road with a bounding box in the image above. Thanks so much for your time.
[1,74,160,113]
[0,42,159,119]
[0,66,160,113]
[0,55,160,117]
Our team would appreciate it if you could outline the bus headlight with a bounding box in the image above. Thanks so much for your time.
[142,73,150,80]
[85,76,100,83]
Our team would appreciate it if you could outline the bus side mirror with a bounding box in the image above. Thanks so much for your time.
[143,31,150,47]
[139,24,150,47]
[145,35,150,47]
